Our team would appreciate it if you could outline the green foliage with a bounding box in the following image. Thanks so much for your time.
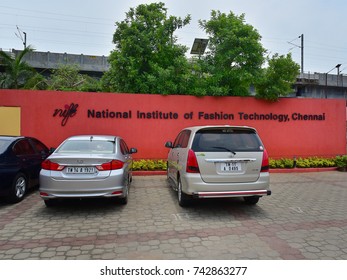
[335,155,347,168]
[198,10,265,96]
[269,158,294,169]
[78,75,102,92]
[0,5,299,98]
[0,46,37,89]
[102,6,299,99]
[132,159,167,171]
[23,72,47,90]
[102,2,191,94]
[47,64,101,91]
[296,157,336,168]
[270,157,336,169]
[255,53,300,101]
[133,157,340,171]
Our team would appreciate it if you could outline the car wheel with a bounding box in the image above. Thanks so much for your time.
[7,173,27,203]
[118,183,129,205]
[178,177,190,207]
[244,196,260,205]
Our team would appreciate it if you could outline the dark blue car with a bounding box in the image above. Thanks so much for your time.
[0,136,50,203]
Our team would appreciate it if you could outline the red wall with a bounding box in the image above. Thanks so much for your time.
[1,90,346,159]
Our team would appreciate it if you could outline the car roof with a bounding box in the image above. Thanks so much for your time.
[182,125,257,133]
[64,135,119,141]
[0,135,25,141]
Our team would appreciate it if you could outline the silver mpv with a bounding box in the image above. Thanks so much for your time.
[39,135,137,207]
[165,125,271,207]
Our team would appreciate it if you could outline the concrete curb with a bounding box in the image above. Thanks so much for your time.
[269,167,338,173]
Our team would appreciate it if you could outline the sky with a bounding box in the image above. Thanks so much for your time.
[1,0,347,74]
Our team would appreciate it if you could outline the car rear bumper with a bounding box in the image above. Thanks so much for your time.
[181,172,271,198]
[194,189,271,198]
[39,187,125,199]
[39,170,127,199]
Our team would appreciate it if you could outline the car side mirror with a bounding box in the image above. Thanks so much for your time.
[165,141,173,148]
[130,148,137,154]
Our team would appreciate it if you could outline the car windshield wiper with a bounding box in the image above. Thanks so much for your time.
[212,146,236,155]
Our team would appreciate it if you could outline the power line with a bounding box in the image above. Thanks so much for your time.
[0,5,114,23]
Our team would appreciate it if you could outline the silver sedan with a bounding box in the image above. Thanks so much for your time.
[39,135,137,207]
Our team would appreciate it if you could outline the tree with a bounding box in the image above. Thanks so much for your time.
[23,72,47,90]
[198,11,265,96]
[102,2,191,94]
[255,53,300,101]
[48,64,101,92]
[0,46,38,89]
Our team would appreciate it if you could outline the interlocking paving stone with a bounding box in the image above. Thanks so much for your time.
[0,172,346,259]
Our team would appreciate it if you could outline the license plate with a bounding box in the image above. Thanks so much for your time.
[220,162,242,172]
[66,167,96,174]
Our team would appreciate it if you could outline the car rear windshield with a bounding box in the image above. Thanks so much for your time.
[56,140,115,154]
[191,128,263,152]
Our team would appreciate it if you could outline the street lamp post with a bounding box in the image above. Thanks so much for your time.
[336,64,342,86]
[23,32,27,49]
[325,64,342,98]
[190,38,209,59]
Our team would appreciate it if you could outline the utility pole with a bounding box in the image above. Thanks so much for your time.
[325,64,341,98]
[23,32,27,48]
[15,26,27,49]
[288,34,304,73]
[299,34,304,73]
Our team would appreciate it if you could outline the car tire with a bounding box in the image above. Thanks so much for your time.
[7,173,27,203]
[178,177,190,207]
[118,183,129,205]
[244,196,260,205]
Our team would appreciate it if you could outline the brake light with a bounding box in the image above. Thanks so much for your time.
[41,160,65,171]
[261,149,269,172]
[111,191,123,195]
[186,149,200,173]
[96,160,124,171]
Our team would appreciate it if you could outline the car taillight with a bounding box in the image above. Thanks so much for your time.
[96,160,124,171]
[186,149,200,173]
[39,192,49,197]
[261,149,269,172]
[41,159,65,171]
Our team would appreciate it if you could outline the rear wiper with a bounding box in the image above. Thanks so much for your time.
[212,146,236,155]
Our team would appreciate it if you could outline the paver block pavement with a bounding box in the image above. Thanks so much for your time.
[0,171,346,260]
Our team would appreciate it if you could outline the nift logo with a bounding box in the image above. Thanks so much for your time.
[53,103,79,126]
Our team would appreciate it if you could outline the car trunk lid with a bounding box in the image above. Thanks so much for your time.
[191,127,265,183]
[49,154,114,179]
[196,151,263,183]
